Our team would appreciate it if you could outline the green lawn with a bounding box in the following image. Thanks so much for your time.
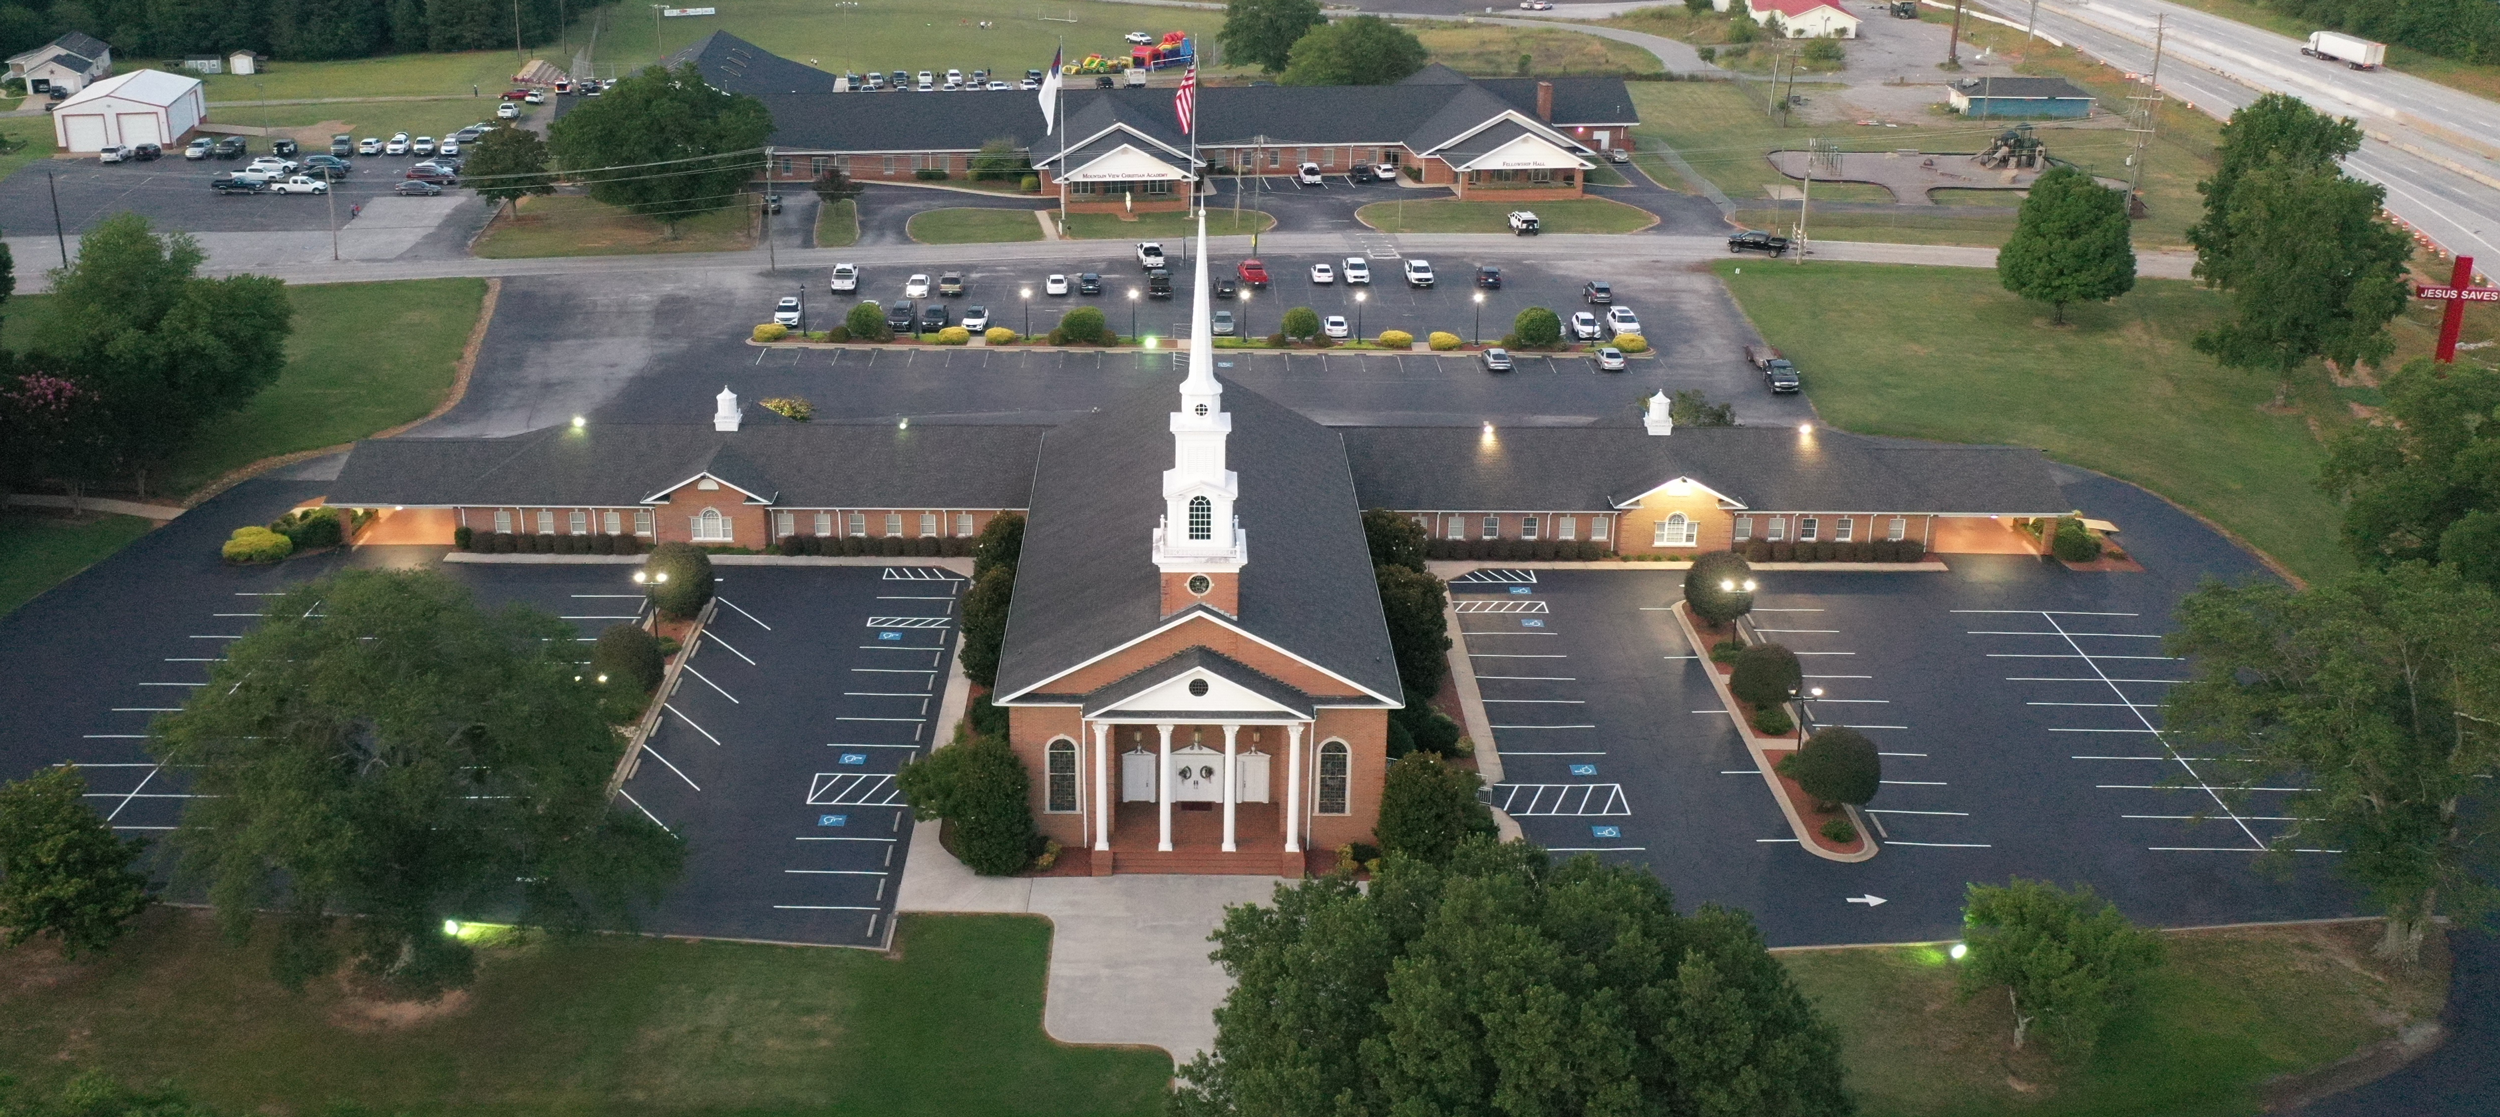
[1356,196,1657,234]
[1784,921,2445,1117]
[0,909,1171,1116]
[193,50,548,103]
[1,280,487,499]
[216,97,535,151]
[0,512,155,618]
[1408,20,1663,76]
[816,197,859,247]
[1717,262,2357,582]
[576,0,1179,85]
[1061,208,1274,239]
[0,115,60,180]
[473,193,757,258]
[907,207,1046,244]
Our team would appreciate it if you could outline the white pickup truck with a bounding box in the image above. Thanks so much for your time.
[1137,241,1166,269]
[829,263,859,293]
[2302,31,2385,70]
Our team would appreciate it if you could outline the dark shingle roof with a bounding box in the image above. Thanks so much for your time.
[666,30,844,93]
[758,89,1050,152]
[1338,425,2071,515]
[993,376,1402,705]
[52,32,109,59]
[1957,77,2094,101]
[1475,76,1639,125]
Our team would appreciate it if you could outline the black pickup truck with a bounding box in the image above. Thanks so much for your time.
[1728,230,1791,257]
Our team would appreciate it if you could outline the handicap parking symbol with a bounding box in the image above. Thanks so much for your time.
[1569,763,1598,776]
[818,814,848,827]
[1521,618,1545,628]
[1591,825,1622,839]
[878,631,903,641]
[1508,586,1531,595]
[839,752,868,766]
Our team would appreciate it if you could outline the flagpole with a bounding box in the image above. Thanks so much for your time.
[1056,40,1067,231]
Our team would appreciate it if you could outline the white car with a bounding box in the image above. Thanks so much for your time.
[412,136,437,155]
[1323,315,1350,339]
[962,305,991,331]
[830,263,859,292]
[1570,311,1602,341]
[1309,262,1336,284]
[97,145,129,163]
[1404,259,1434,287]
[1605,306,1642,337]
[271,175,329,195]
[1045,273,1070,296]
[773,296,803,328]
[247,157,299,176]
[385,133,411,155]
[986,81,1010,91]
[1374,162,1398,180]
[1297,162,1323,185]
[946,69,964,84]
[1594,347,1628,371]
[1125,30,1153,44]
[903,274,932,298]
[358,137,383,155]
[497,101,520,120]
[917,70,935,85]
[916,77,934,91]
[439,138,462,157]
[524,89,545,104]
[1342,257,1370,284]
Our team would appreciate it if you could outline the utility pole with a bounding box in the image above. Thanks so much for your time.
[653,4,665,56]
[2023,0,2042,49]
[514,0,526,62]
[1947,0,1968,67]
[763,145,776,271]
[326,166,340,261]
[2125,14,2166,203]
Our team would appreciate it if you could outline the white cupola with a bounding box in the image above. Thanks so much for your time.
[714,386,741,432]
[1152,212,1248,614]
[1644,390,1673,436]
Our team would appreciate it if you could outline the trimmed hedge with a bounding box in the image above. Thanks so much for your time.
[934,326,972,345]
[1378,329,1414,348]
[1427,331,1462,351]
[1612,333,1649,354]
[222,527,293,564]
[1512,307,1562,348]
[1778,726,1881,810]
[753,323,788,342]
[845,303,893,341]
[269,506,345,550]
[643,542,716,620]
[1752,704,1794,736]
[1740,539,1925,563]
[591,624,665,694]
[1423,538,1612,561]
[985,326,1017,345]
[1729,642,1802,708]
[2052,517,2103,562]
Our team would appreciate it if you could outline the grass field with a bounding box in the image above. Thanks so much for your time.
[1061,208,1274,239]
[573,0,1176,87]
[1717,262,2357,582]
[0,115,61,180]
[1728,206,2022,246]
[1407,20,1663,76]
[816,197,859,247]
[1627,81,2004,206]
[1356,196,1657,234]
[472,193,757,258]
[1,280,487,499]
[219,98,535,152]
[0,909,1171,1116]
[1786,920,2445,1117]
[908,206,1046,243]
[0,512,155,619]
[193,51,545,103]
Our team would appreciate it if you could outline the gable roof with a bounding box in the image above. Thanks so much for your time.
[992,375,1402,706]
[1438,121,1592,171]
[1474,77,1639,125]
[1748,0,1861,19]
[12,32,108,68]
[665,30,845,93]
[27,51,93,73]
[1954,76,2095,101]
[1081,647,1318,719]
[57,69,200,109]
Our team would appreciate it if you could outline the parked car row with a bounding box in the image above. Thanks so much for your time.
[840,67,1052,92]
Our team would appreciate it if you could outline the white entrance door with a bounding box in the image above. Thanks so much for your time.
[1235,749,1271,803]
[1169,745,1223,802]
[1121,748,1158,802]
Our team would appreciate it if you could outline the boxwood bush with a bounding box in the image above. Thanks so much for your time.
[642,542,715,620]
[1729,642,1802,708]
[845,302,892,341]
[592,623,665,694]
[1512,306,1562,348]
[753,323,788,342]
[222,526,293,564]
[2052,517,2103,562]
[1378,329,1413,348]
[269,507,344,550]
[1427,331,1462,351]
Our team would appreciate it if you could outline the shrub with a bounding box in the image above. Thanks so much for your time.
[1378,329,1413,348]
[1778,726,1881,810]
[1059,305,1110,344]
[591,624,665,694]
[1393,703,1462,758]
[1612,333,1649,353]
[1684,550,1756,625]
[1820,816,1857,843]
[760,396,814,421]
[1753,705,1795,735]
[1710,638,1746,664]
[2053,518,2103,562]
[825,325,849,342]
[880,535,907,556]
[1280,306,1321,340]
[1730,642,1802,708]
[895,734,1034,875]
[1513,306,1562,348]
[985,326,1016,345]
[779,534,806,556]
[555,534,578,555]
[1802,37,1845,64]
[917,536,941,556]
[1960,880,2167,1060]
[595,533,618,555]
[1427,331,1462,351]
[1745,540,1771,562]
[915,168,949,180]
[752,323,788,342]
[1019,174,1040,192]
[845,302,893,341]
[642,542,716,620]
[841,536,868,556]
[222,527,293,564]
[534,533,556,554]
[615,533,642,555]
[935,326,972,345]
[1770,542,1794,562]
[968,692,1011,737]
[491,532,517,554]
[453,525,474,551]
[1375,752,1496,864]
[269,507,345,550]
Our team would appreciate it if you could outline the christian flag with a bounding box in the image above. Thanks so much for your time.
[1039,45,1064,133]
[1175,63,1197,135]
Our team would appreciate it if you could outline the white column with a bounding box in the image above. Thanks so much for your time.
[1284,722,1304,854]
[1221,723,1239,853]
[1156,723,1175,852]
[1091,721,1111,852]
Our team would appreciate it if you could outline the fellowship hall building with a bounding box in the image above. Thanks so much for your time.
[326,225,2071,875]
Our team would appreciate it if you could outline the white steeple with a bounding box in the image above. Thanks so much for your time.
[1644,390,1673,436]
[715,386,741,432]
[1153,210,1248,579]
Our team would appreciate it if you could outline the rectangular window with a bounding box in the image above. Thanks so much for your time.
[1322,148,1334,167]
[816,512,834,536]
[919,512,938,537]
[1144,179,1171,196]
[604,510,622,535]
[1520,515,1538,541]
[1046,741,1079,813]
[1269,149,1281,168]
[810,156,827,175]
[493,509,511,534]
[1447,517,1466,540]
[1592,518,1608,541]
[1767,518,1786,542]
[1835,517,1854,542]
[882,155,897,175]
[884,512,903,536]
[776,158,792,175]
[536,509,555,535]
[955,512,974,537]
[1654,519,1671,547]
[1482,515,1500,540]
[1558,516,1576,541]
[1800,517,1819,543]
[1317,744,1349,815]
[775,511,795,536]
[1888,516,1908,543]
[568,510,587,534]
[634,509,654,536]
[849,512,867,537]
[1734,515,1753,543]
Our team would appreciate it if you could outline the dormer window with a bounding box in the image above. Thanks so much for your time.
[1188,495,1212,540]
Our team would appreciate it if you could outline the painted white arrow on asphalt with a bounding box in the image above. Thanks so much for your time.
[1846,895,1887,907]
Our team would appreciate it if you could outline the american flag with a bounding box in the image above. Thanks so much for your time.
[1174,63,1196,135]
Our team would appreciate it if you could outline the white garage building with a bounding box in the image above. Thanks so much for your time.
[52,70,207,153]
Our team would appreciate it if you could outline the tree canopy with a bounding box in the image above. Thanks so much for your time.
[0,766,154,957]
[463,123,556,215]
[1685,550,1756,625]
[1375,564,1451,703]
[547,62,774,231]
[1959,879,2165,1059]
[1279,15,1429,86]
[2189,162,2410,395]
[895,732,1033,875]
[151,570,684,994]
[2188,92,2364,286]
[2318,357,2500,576]
[958,564,1015,688]
[1174,838,1854,1117]
[1997,165,2135,324]
[1361,507,1429,572]
[1778,726,1880,810]
[2162,563,2500,961]
[1220,0,1329,73]
[1374,753,1495,864]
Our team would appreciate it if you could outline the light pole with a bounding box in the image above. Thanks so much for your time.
[1128,288,1140,343]
[1354,289,1366,341]
[1239,289,1251,339]
[1020,287,1032,336]
[1472,291,1483,345]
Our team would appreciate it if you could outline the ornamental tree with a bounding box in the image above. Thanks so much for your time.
[642,542,715,619]
[1374,753,1496,864]
[0,766,154,957]
[1684,550,1756,625]
[1280,306,1321,340]
[844,301,891,341]
[895,732,1033,874]
[1777,726,1880,810]
[1361,506,1429,572]
[1512,306,1562,348]
[1958,879,2165,1059]
[1376,563,1451,703]
[1729,642,1802,709]
[1997,164,2135,325]
[958,564,1015,688]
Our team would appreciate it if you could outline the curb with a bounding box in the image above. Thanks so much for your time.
[1670,599,1876,863]
[1430,559,1950,574]
[441,553,976,569]
[1440,594,1503,786]
[608,596,715,799]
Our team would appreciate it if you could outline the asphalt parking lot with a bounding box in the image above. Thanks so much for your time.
[0,142,492,237]
[1466,468,2353,947]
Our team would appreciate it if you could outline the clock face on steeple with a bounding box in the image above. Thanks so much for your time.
[1187,574,1212,595]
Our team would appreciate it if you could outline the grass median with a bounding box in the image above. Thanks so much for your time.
[908,206,1047,244]
[0,512,155,618]
[0,908,1171,1116]
[472,194,756,258]
[1408,20,1663,76]
[1717,261,2357,582]
[1356,196,1657,234]
[1061,208,1274,239]
[816,197,860,247]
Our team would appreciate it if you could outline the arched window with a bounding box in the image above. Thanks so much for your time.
[1046,739,1078,813]
[693,507,730,542]
[1654,512,1698,547]
[1317,741,1350,815]
[1188,495,1213,540]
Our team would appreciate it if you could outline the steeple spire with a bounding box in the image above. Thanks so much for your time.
[1153,211,1247,615]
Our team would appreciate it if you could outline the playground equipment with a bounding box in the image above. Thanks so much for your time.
[1131,31,1192,71]
[1974,124,2045,169]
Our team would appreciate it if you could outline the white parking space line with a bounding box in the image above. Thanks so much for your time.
[1878,751,1928,757]
[639,743,701,791]
[1989,653,2181,660]
[716,597,774,630]
[796,835,900,842]
[853,667,936,674]
[704,631,758,666]
[617,789,672,832]
[1954,609,2138,616]
[680,664,740,704]
[2008,676,2180,683]
[665,703,724,746]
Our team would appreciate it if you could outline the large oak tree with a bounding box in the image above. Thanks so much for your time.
[548,62,774,234]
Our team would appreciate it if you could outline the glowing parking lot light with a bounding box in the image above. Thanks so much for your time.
[443,919,461,936]
[1950,942,1969,961]
[632,571,647,584]
[571,415,586,428]
[1798,423,1814,435]
[1720,579,1735,592]
[1742,579,1757,592]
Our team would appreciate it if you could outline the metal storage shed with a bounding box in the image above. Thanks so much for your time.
[51,69,207,152]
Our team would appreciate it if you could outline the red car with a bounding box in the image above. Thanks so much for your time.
[501,89,531,100]
[1236,259,1270,289]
